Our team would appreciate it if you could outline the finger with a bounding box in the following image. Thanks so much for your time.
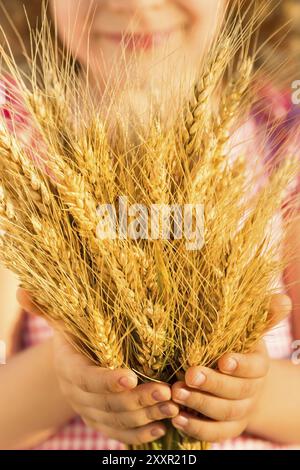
[81,400,179,429]
[107,383,172,412]
[172,382,251,421]
[83,419,166,446]
[70,382,172,412]
[172,412,246,442]
[217,340,269,378]
[184,367,259,400]
[109,400,179,428]
[268,294,292,328]
[61,362,138,394]
[16,288,44,316]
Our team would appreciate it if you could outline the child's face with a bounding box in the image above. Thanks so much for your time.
[50,0,224,101]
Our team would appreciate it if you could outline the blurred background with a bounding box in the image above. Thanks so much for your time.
[0,0,299,70]
[284,0,300,53]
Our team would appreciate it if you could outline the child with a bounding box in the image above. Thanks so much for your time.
[0,0,300,450]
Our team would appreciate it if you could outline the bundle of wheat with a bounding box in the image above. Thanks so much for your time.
[0,3,299,451]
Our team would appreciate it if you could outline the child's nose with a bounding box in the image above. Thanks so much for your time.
[108,0,166,12]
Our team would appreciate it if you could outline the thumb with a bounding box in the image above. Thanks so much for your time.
[268,294,293,328]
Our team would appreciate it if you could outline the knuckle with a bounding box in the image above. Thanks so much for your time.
[113,413,128,430]
[85,408,102,423]
[212,374,224,394]
[137,393,148,409]
[241,399,254,418]
[223,402,243,421]
[100,372,111,393]
[128,412,145,428]
[144,406,156,423]
[146,403,167,422]
[203,370,222,394]
[103,397,113,413]
[196,393,209,412]
[74,369,89,392]
[240,379,254,398]
[223,403,236,421]
[103,397,113,414]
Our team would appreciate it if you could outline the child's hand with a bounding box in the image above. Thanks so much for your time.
[16,288,179,446]
[171,340,269,442]
[52,331,179,445]
[171,294,292,443]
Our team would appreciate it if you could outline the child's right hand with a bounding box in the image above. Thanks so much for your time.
[17,289,179,446]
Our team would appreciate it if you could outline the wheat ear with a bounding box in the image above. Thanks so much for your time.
[182,39,231,159]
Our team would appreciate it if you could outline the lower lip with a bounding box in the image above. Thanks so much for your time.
[100,30,177,51]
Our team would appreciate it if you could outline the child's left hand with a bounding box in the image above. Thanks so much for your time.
[171,293,292,442]
[171,340,268,442]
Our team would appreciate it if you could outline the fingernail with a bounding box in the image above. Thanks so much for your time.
[190,372,206,387]
[173,415,188,428]
[152,390,168,402]
[174,388,190,402]
[119,375,137,389]
[224,357,238,372]
[151,427,165,437]
[159,404,174,416]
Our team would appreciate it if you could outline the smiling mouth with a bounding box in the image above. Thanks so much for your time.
[99,29,179,51]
